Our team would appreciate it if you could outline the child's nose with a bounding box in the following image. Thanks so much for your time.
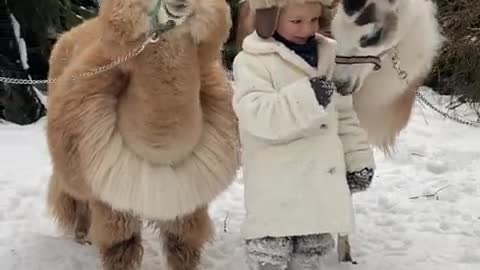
[301,23,316,36]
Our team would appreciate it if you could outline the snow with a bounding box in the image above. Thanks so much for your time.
[8,13,48,109]
[0,89,479,270]
[9,14,29,70]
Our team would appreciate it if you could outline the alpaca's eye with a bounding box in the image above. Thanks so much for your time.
[171,4,188,10]
[360,27,383,47]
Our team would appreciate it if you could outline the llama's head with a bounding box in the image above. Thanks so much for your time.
[331,0,413,93]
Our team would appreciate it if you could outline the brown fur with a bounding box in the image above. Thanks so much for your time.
[90,201,143,270]
[46,0,238,269]
[151,207,214,270]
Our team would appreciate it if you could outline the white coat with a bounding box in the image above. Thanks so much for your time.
[232,32,375,240]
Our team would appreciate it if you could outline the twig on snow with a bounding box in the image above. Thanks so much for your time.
[409,185,450,200]
[223,212,229,233]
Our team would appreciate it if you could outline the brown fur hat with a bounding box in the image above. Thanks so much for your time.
[249,0,338,38]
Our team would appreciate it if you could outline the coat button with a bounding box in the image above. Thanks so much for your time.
[320,124,328,129]
[328,167,336,174]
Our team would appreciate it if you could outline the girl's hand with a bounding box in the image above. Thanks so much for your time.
[309,76,335,108]
[347,167,374,193]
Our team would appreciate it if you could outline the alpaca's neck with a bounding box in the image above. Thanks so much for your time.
[116,41,204,165]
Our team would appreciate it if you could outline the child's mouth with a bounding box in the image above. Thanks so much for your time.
[293,37,309,44]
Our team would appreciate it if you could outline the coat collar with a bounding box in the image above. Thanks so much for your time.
[242,32,337,78]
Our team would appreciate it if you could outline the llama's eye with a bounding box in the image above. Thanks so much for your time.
[360,27,383,47]
[354,3,377,26]
[343,0,367,16]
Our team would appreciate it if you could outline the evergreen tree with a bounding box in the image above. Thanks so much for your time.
[428,0,480,111]
[0,0,98,124]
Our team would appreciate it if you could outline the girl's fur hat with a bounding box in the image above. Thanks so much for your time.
[249,0,339,38]
[249,0,336,10]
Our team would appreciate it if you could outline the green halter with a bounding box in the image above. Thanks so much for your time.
[148,0,176,34]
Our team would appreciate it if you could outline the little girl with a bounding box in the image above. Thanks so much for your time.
[232,0,375,269]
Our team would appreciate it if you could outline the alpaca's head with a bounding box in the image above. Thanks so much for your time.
[331,0,415,93]
[99,0,195,42]
[150,0,194,28]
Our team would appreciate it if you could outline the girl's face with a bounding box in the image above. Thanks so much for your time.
[276,3,323,45]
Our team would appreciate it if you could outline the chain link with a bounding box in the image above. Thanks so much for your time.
[416,92,480,128]
[391,48,408,80]
[0,32,160,85]
[389,47,480,128]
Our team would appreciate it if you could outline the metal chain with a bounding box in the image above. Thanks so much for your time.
[391,48,408,80]
[0,32,160,85]
[390,47,480,128]
[416,92,480,128]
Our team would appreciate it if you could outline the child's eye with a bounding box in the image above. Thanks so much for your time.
[290,20,302,24]
[311,17,320,22]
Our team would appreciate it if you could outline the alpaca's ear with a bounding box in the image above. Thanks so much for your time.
[98,0,151,42]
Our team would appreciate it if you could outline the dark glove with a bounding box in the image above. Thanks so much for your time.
[347,167,374,193]
[309,76,335,108]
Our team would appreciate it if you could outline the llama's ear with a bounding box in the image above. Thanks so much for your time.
[342,0,367,16]
[354,3,376,26]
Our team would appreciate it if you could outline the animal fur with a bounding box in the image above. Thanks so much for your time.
[331,0,444,263]
[46,0,239,269]
[332,0,444,153]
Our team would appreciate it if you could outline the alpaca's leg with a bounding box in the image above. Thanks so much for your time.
[158,206,214,270]
[73,201,91,244]
[47,174,91,244]
[90,200,143,270]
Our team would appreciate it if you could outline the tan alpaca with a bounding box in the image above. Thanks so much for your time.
[46,0,239,269]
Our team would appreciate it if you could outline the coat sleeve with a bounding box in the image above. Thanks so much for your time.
[335,93,376,172]
[232,53,329,142]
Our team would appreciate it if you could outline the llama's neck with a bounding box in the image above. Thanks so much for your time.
[395,0,443,80]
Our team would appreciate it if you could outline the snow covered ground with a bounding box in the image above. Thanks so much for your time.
[0,89,479,270]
